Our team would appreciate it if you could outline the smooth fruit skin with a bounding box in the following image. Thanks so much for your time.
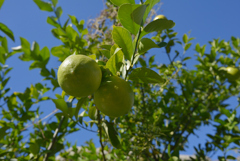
[94,76,134,118]
[57,55,102,97]
[226,67,240,81]
[153,15,167,21]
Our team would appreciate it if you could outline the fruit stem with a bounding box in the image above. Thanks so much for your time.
[125,26,143,80]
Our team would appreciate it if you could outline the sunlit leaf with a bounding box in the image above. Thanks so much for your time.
[112,26,133,61]
[33,0,53,12]
[0,23,15,41]
[110,0,135,6]
[118,4,142,35]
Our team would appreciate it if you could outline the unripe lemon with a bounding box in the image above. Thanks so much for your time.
[94,76,134,117]
[153,15,167,21]
[57,55,102,97]
[226,66,240,81]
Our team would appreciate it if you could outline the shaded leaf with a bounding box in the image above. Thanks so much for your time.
[106,122,121,149]
[75,97,87,120]
[131,5,147,25]
[142,19,175,37]
[129,67,164,83]
[138,38,160,54]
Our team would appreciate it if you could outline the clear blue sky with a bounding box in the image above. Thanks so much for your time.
[1,0,240,160]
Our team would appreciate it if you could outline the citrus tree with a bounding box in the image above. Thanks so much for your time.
[0,0,240,160]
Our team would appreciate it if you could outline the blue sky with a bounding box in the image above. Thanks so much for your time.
[1,0,240,160]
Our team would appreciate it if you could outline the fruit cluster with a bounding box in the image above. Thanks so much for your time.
[57,54,134,117]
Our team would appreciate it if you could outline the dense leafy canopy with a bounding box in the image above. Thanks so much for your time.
[0,0,239,161]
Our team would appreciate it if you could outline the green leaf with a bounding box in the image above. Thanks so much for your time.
[33,0,53,12]
[88,106,97,120]
[182,56,191,62]
[47,16,61,28]
[184,43,192,51]
[110,0,135,6]
[99,49,110,59]
[157,42,167,48]
[131,5,147,25]
[129,67,164,83]
[143,0,160,22]
[112,26,133,60]
[29,143,40,155]
[0,23,15,41]
[2,37,8,53]
[0,126,9,140]
[106,122,121,149]
[138,38,160,54]
[55,6,62,18]
[75,97,87,120]
[182,34,188,43]
[0,0,5,9]
[106,48,124,75]
[51,0,58,6]
[118,4,142,35]
[52,98,68,116]
[143,19,175,34]
[51,45,71,61]
[68,15,78,26]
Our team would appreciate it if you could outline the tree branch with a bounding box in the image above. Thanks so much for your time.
[43,115,65,161]
[98,109,106,161]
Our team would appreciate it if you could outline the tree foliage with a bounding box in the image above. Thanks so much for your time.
[0,0,239,160]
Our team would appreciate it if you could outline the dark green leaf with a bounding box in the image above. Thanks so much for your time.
[29,143,40,155]
[112,26,133,60]
[99,49,110,59]
[129,67,164,83]
[0,23,15,41]
[131,5,147,25]
[143,19,175,34]
[75,97,87,120]
[33,0,53,12]
[138,38,160,54]
[106,122,121,149]
[110,0,135,6]
[157,42,167,48]
[0,126,9,140]
[118,4,141,35]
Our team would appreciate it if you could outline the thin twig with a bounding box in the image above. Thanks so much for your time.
[43,115,65,161]
[97,109,106,161]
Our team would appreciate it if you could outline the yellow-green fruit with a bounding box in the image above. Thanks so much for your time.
[94,76,134,117]
[57,55,102,97]
[226,67,240,81]
[153,15,167,21]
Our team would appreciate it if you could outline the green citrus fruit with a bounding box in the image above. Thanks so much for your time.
[153,15,167,21]
[57,54,102,97]
[226,66,240,81]
[94,76,134,118]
